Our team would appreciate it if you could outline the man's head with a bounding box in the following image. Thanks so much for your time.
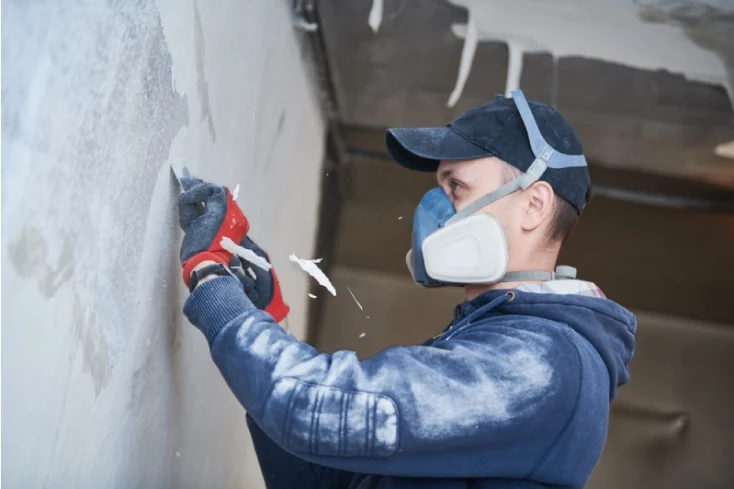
[386,92,590,290]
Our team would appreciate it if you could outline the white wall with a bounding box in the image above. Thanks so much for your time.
[1,0,325,487]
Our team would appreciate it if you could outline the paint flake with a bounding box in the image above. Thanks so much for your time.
[505,41,525,96]
[308,293,317,299]
[447,13,478,107]
[347,287,364,311]
[398,216,403,220]
[368,0,383,33]
[232,184,240,201]
[289,254,336,296]
[220,237,272,271]
[359,332,366,339]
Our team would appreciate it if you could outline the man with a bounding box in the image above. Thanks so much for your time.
[177,90,636,489]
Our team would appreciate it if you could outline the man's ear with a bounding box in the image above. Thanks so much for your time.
[521,181,554,232]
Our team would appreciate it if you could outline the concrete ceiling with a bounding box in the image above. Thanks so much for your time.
[317,0,734,185]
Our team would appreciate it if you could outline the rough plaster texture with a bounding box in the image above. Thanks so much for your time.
[1,0,325,486]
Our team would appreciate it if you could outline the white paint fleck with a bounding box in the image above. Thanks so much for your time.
[398,216,403,220]
[308,293,317,299]
[447,11,478,108]
[504,40,525,96]
[715,140,734,159]
[175,452,181,458]
[220,237,272,271]
[359,332,366,339]
[232,183,240,201]
[347,287,364,311]
[368,0,383,33]
[289,254,336,296]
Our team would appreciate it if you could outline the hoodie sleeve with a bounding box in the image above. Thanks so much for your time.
[184,277,580,478]
[245,414,357,489]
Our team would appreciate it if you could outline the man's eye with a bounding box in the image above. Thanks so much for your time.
[450,180,462,191]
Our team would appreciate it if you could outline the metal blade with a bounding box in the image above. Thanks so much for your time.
[170,161,190,191]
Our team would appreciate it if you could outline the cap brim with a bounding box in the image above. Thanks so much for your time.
[385,127,493,172]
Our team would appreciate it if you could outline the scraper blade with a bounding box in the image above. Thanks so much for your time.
[170,161,190,191]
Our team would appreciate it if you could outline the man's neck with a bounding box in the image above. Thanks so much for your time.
[464,280,544,301]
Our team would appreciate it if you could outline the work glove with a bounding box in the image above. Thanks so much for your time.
[178,176,249,286]
[178,175,290,322]
[228,236,290,323]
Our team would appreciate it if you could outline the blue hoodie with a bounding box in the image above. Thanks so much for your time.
[183,277,636,489]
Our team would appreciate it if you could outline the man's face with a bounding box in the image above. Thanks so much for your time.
[436,156,559,266]
[437,156,515,215]
[437,156,524,254]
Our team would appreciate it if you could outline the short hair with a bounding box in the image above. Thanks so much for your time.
[500,161,580,244]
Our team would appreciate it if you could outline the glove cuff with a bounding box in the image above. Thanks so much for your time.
[264,266,290,322]
[182,251,230,286]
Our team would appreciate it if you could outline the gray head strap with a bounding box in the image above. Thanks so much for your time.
[511,90,588,170]
[502,266,577,283]
[447,90,588,226]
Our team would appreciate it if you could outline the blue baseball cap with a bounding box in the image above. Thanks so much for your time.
[385,92,591,213]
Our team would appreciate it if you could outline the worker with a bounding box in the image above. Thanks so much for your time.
[177,90,636,489]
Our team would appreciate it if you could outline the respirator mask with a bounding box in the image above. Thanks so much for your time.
[406,90,587,287]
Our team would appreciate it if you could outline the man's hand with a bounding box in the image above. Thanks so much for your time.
[178,176,249,286]
[229,237,290,322]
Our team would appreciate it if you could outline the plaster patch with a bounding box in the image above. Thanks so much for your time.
[1,0,189,370]
[72,292,111,397]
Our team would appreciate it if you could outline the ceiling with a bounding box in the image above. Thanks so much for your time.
[316,0,734,186]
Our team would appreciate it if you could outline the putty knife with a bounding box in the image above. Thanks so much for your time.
[170,161,205,211]
[170,161,191,192]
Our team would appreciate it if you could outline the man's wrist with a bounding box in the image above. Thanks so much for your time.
[192,260,226,288]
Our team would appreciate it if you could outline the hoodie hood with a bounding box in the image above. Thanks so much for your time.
[460,283,637,401]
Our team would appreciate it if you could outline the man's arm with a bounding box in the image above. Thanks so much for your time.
[246,414,357,489]
[184,276,580,479]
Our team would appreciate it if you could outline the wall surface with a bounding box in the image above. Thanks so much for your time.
[1,0,325,487]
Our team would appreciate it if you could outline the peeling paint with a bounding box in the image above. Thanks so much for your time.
[446,0,731,106]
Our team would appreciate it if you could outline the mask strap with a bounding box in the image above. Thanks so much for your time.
[446,159,547,225]
[446,89,588,226]
[510,90,588,170]
[502,266,577,282]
